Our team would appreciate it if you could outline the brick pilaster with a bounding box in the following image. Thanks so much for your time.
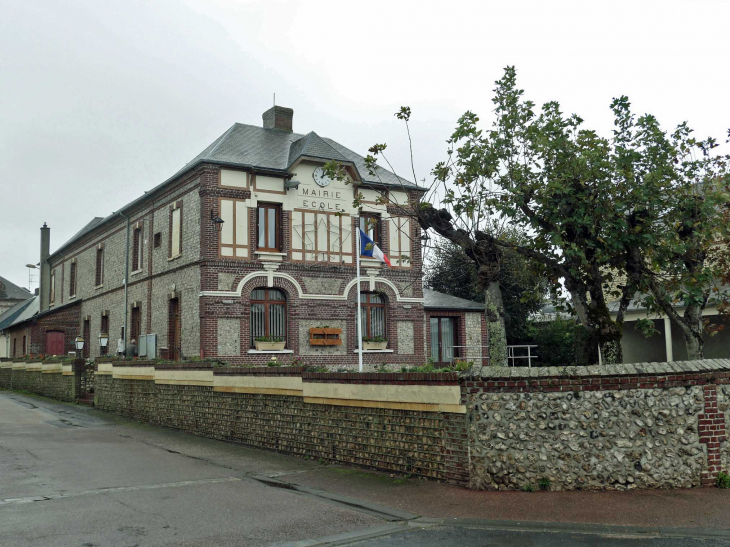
[699,384,727,486]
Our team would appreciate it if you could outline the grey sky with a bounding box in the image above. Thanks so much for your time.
[1,0,728,290]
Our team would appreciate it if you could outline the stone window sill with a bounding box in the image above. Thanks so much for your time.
[255,251,286,262]
[69,294,76,300]
[167,254,182,262]
[94,284,103,290]
[352,349,395,353]
[131,269,144,277]
[247,349,294,354]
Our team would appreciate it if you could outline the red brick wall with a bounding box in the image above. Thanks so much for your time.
[7,301,81,357]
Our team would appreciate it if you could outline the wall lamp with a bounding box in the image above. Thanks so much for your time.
[210,209,225,233]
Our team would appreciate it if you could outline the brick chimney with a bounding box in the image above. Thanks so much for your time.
[39,223,51,312]
[262,106,293,132]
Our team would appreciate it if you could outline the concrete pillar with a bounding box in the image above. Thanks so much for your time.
[664,317,673,362]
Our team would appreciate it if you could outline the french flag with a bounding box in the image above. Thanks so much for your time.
[359,229,391,267]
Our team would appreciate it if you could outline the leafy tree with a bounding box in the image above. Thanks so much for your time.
[328,67,729,363]
[609,101,729,359]
[425,234,547,343]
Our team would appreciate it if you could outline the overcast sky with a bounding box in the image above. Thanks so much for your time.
[1,0,728,291]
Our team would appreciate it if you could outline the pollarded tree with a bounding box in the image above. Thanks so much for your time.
[329,67,729,364]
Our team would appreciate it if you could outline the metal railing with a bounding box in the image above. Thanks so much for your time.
[507,345,538,368]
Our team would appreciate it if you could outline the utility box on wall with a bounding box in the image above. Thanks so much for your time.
[139,334,157,359]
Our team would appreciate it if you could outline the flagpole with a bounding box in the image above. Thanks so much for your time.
[356,223,364,372]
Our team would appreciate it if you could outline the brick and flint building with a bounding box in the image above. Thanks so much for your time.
[4,106,487,367]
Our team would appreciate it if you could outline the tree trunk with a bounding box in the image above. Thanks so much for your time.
[680,305,704,360]
[485,281,508,367]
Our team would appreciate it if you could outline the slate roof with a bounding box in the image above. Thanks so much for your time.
[4,295,39,329]
[0,297,35,331]
[0,276,32,301]
[287,132,350,168]
[180,123,417,188]
[423,288,484,311]
[49,120,419,260]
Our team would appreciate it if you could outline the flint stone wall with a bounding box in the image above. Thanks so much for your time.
[0,367,12,389]
[463,359,730,491]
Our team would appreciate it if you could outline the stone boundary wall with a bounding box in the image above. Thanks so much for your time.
[92,361,469,485]
[462,359,730,491]
[1,360,84,402]
[4,358,729,492]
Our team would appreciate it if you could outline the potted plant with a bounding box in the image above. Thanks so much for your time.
[254,336,285,351]
[362,335,388,350]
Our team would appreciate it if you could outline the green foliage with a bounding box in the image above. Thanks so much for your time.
[717,472,730,489]
[513,318,588,367]
[254,336,284,343]
[425,238,547,342]
[362,335,388,343]
[406,363,453,373]
[454,360,473,371]
[425,66,729,362]
[538,477,551,491]
[522,483,535,493]
[634,318,661,338]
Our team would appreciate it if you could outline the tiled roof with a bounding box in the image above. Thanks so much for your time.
[423,288,484,311]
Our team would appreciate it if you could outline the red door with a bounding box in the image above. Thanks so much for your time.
[46,331,65,356]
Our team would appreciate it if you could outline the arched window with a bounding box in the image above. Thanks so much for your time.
[359,292,386,339]
[251,288,287,346]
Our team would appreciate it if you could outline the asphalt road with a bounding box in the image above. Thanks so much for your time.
[347,525,730,546]
[2,391,729,547]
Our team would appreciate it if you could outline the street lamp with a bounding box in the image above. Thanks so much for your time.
[74,336,85,356]
[25,263,39,292]
[98,332,109,353]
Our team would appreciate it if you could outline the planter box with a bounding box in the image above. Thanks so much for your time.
[255,341,286,351]
[309,328,342,346]
[362,341,388,351]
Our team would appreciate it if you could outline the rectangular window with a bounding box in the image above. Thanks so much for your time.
[170,206,182,258]
[69,261,76,297]
[359,293,386,339]
[83,319,90,358]
[95,248,104,286]
[154,232,161,248]
[132,227,143,271]
[250,288,286,347]
[359,214,380,253]
[430,317,457,364]
[100,314,109,356]
[22,335,26,355]
[49,271,56,305]
[257,204,281,251]
[130,307,141,344]
[12,338,16,358]
[219,198,248,259]
[388,216,412,267]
